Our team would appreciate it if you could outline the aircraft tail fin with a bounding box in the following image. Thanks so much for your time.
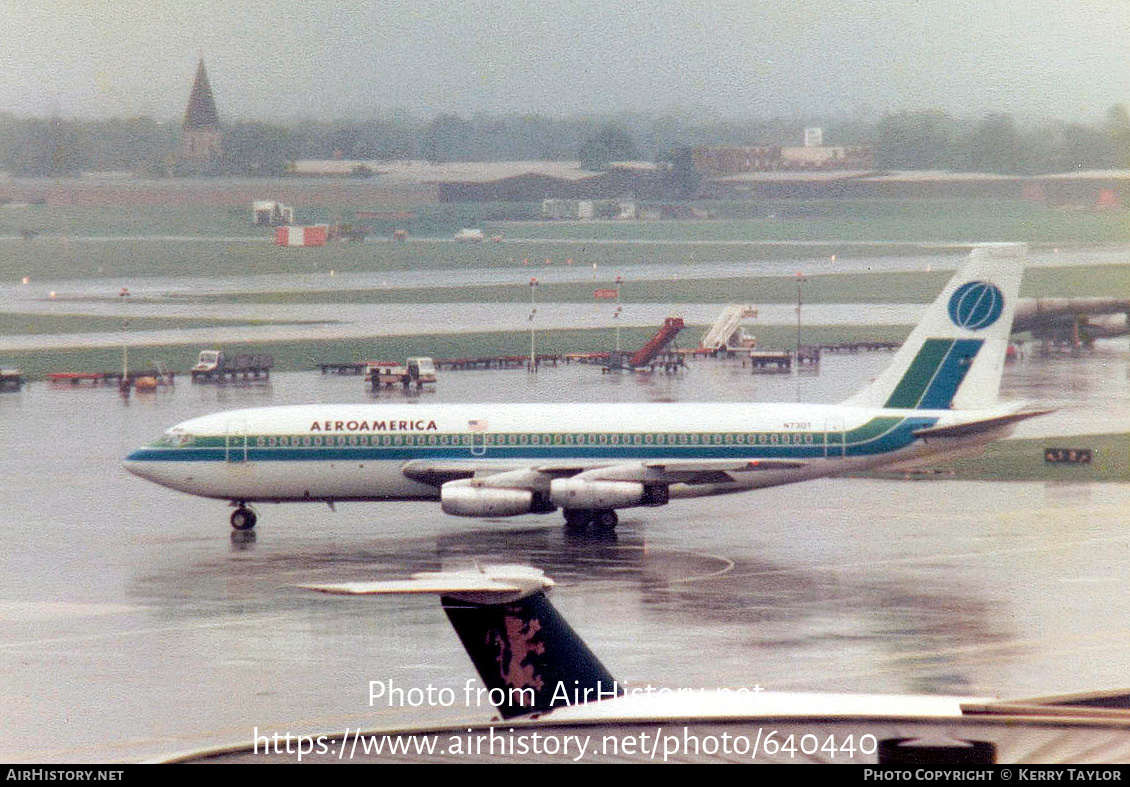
[302,565,620,719]
[845,243,1026,411]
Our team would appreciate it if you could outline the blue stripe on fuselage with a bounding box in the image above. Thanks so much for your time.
[125,417,938,464]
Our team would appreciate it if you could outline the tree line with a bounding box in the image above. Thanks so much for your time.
[0,107,1126,177]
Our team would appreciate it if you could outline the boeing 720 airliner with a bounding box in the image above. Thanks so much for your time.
[124,244,1045,532]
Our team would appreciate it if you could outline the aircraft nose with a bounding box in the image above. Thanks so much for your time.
[123,450,157,481]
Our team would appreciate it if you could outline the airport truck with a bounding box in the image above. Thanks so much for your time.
[366,356,437,390]
[191,350,274,382]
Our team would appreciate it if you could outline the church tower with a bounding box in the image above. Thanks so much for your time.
[180,58,222,167]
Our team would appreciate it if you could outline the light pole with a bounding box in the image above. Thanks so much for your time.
[795,272,808,361]
[120,286,132,398]
[528,277,538,372]
[120,317,131,398]
[614,275,622,353]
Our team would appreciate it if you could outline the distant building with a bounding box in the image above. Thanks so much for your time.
[700,170,1026,201]
[541,198,641,220]
[542,199,594,219]
[180,58,222,170]
[284,159,665,202]
[1025,171,1130,209]
[779,144,874,170]
[693,132,875,177]
[693,147,779,177]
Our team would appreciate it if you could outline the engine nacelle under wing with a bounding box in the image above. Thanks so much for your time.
[549,478,668,509]
[441,480,533,517]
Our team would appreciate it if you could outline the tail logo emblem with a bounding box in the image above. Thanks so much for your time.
[948,281,1004,330]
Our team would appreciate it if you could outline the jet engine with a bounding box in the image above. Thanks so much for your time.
[549,478,669,509]
[440,480,534,517]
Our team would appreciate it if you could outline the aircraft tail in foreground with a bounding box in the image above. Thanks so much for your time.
[302,566,620,719]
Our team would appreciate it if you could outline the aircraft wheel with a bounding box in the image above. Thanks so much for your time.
[594,510,618,531]
[563,509,591,531]
[230,506,257,531]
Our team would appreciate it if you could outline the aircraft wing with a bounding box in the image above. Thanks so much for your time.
[401,460,605,487]
[402,457,808,489]
[638,458,808,485]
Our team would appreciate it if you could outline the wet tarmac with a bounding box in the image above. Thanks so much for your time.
[0,341,1125,759]
[1,343,1129,763]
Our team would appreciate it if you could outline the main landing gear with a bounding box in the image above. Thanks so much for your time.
[563,508,618,532]
[230,503,258,531]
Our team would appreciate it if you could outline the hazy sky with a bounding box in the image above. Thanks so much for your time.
[2,0,1128,122]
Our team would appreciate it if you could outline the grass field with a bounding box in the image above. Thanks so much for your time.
[491,199,1130,245]
[0,235,945,282]
[4,196,1126,244]
[875,432,1130,482]
[115,263,1130,307]
[0,195,1125,378]
[0,197,1126,283]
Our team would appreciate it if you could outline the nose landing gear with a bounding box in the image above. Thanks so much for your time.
[230,503,258,531]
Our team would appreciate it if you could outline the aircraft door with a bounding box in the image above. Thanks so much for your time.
[823,418,845,459]
[469,420,488,457]
[225,422,249,463]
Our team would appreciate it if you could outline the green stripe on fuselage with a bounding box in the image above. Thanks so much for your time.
[826,416,902,446]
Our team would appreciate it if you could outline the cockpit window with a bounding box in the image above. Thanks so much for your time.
[157,432,195,447]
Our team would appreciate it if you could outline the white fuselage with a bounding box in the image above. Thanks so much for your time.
[123,400,1001,506]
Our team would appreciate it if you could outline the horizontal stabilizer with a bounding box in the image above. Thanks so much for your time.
[300,565,554,604]
[912,408,1055,439]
